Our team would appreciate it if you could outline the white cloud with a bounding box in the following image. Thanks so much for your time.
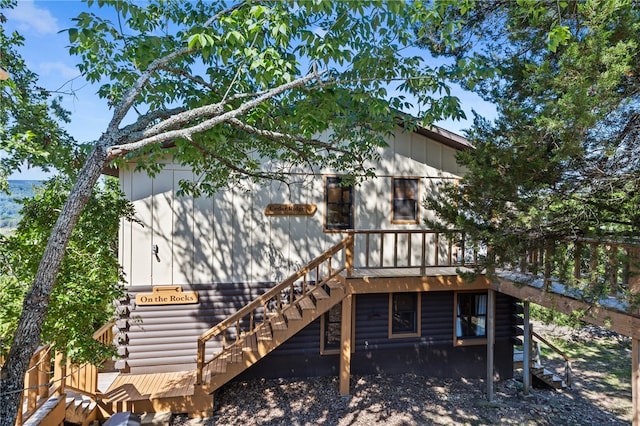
[5,0,59,35]
[38,61,79,79]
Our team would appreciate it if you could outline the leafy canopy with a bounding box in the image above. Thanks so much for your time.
[0,176,133,363]
[0,0,80,191]
[65,0,470,193]
[421,0,640,250]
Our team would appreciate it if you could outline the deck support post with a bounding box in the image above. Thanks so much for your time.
[633,337,639,426]
[340,294,353,395]
[522,301,531,395]
[486,289,496,401]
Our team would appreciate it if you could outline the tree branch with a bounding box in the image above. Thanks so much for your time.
[107,69,323,160]
[107,48,193,135]
[226,118,347,153]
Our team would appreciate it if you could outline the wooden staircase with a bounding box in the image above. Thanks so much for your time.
[514,349,568,390]
[64,391,99,426]
[513,329,571,390]
[199,279,346,393]
[195,235,354,394]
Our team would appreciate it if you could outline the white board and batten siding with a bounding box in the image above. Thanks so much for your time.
[119,127,467,287]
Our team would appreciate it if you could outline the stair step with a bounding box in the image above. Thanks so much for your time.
[242,333,258,352]
[283,305,302,321]
[257,324,273,341]
[208,355,227,375]
[311,286,330,300]
[326,280,344,292]
[270,315,288,331]
[296,296,316,310]
[225,344,243,364]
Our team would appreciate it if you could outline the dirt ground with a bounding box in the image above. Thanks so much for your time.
[172,321,632,425]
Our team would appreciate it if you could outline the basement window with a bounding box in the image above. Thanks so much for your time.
[389,292,421,338]
[321,302,342,354]
[320,300,355,355]
[455,292,488,346]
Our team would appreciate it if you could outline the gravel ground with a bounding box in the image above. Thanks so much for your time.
[172,323,632,426]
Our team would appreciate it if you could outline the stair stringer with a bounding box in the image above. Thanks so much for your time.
[198,282,347,394]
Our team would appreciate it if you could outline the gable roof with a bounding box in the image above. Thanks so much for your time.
[414,124,472,151]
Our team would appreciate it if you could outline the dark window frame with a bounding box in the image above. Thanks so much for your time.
[388,292,421,338]
[454,291,488,346]
[391,177,419,224]
[324,176,354,231]
[320,300,356,355]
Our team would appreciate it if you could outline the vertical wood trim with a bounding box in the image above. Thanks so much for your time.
[486,289,495,401]
[27,355,37,411]
[523,301,531,395]
[38,349,50,399]
[574,242,582,282]
[630,248,640,303]
[633,338,639,426]
[339,294,353,395]
[346,234,354,277]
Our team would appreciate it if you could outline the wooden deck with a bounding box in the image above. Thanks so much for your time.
[103,370,212,417]
[105,371,196,401]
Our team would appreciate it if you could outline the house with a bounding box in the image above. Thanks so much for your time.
[111,123,518,413]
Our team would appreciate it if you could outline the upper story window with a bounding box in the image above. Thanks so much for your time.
[455,292,488,345]
[325,176,353,230]
[392,178,419,224]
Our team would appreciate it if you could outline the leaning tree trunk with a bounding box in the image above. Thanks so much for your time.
[0,144,108,426]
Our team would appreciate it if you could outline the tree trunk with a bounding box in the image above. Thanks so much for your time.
[0,144,108,426]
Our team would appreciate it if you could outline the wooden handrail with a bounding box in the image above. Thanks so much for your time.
[61,320,115,399]
[13,320,115,425]
[532,330,571,363]
[196,235,354,384]
[531,329,572,388]
[515,236,640,300]
[15,345,54,425]
[347,229,480,271]
[199,235,352,343]
[92,321,114,345]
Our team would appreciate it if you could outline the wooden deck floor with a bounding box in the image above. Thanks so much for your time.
[104,370,197,402]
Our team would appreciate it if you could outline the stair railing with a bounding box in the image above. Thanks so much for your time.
[531,329,572,388]
[196,234,354,385]
[53,321,115,400]
[12,345,54,425]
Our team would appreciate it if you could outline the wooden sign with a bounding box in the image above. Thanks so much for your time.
[264,203,317,216]
[135,286,198,306]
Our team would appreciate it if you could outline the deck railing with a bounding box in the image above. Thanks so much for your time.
[9,320,115,425]
[348,229,481,273]
[196,234,354,384]
[513,237,640,302]
[54,321,114,399]
[13,345,53,426]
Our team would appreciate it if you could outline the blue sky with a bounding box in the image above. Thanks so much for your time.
[4,0,495,180]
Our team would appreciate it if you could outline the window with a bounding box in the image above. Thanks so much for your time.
[392,178,419,223]
[325,177,353,230]
[321,302,342,354]
[455,292,488,345]
[389,292,421,338]
[320,300,355,355]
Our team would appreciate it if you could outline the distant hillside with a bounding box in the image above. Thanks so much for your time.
[0,180,41,233]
